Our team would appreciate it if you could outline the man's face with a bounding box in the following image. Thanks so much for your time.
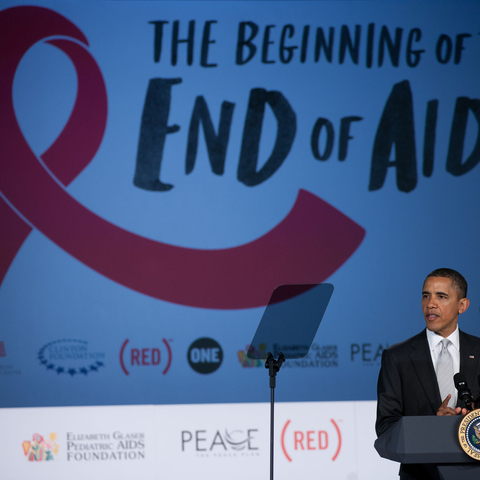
[422,276,469,338]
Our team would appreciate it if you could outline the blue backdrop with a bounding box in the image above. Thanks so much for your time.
[1,0,479,407]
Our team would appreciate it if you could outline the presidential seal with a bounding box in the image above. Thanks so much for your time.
[458,409,480,460]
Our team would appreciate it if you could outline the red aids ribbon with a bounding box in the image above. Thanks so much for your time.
[0,6,365,310]
[0,6,107,282]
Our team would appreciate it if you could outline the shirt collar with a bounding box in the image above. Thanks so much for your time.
[426,325,460,353]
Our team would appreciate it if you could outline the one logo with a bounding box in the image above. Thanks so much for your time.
[181,429,259,455]
[458,409,480,460]
[0,6,365,310]
[187,338,223,374]
[38,339,105,376]
[237,344,265,368]
[350,342,388,365]
[119,338,172,376]
[0,341,5,357]
[22,433,59,461]
[280,419,342,462]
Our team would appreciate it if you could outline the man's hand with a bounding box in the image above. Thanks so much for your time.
[436,395,469,416]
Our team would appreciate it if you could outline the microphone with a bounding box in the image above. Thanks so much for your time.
[475,375,480,407]
[454,373,473,411]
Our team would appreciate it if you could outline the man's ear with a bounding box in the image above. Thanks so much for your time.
[459,298,470,314]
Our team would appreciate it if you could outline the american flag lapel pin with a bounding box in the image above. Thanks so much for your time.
[469,355,475,359]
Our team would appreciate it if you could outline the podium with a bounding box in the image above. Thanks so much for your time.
[374,416,480,480]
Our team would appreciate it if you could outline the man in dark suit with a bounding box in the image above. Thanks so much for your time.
[376,268,480,480]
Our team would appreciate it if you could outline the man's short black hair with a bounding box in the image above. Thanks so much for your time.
[426,268,468,299]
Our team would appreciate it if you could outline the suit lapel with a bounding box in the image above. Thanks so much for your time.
[460,330,480,387]
[409,331,441,412]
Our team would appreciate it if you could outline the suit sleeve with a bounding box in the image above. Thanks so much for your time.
[376,348,404,437]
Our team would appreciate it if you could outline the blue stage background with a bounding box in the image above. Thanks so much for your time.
[1,0,479,408]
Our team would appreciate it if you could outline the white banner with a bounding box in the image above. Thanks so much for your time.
[0,401,398,480]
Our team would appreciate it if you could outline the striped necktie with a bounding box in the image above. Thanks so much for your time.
[436,339,455,408]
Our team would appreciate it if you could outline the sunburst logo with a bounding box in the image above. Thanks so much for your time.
[237,344,266,368]
[22,433,59,461]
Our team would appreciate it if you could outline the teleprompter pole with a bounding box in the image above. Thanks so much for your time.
[265,352,285,480]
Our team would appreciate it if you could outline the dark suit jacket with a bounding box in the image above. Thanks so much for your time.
[376,329,480,479]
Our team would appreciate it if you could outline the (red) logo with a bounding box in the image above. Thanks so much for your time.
[281,419,342,462]
[0,6,365,310]
[119,338,172,376]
